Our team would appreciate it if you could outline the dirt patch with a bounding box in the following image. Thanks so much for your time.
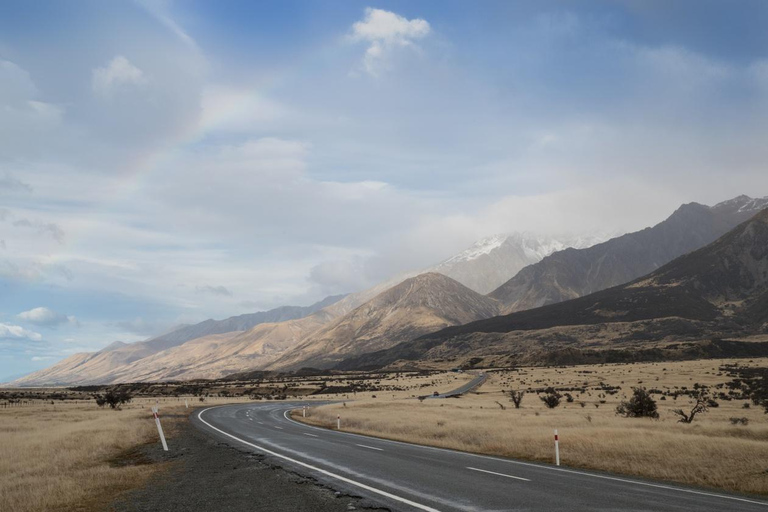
[110,411,388,512]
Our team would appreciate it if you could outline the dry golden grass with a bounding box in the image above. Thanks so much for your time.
[297,359,768,496]
[0,396,252,512]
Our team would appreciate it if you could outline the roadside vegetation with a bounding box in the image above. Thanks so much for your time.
[0,371,471,511]
[296,358,768,496]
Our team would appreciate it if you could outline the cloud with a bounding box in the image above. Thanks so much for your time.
[0,323,42,342]
[196,285,233,297]
[17,307,78,327]
[308,259,372,296]
[92,56,148,97]
[114,317,169,337]
[349,8,431,76]
[12,218,65,243]
[0,173,33,193]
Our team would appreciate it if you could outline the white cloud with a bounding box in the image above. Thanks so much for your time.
[18,307,78,327]
[0,323,42,341]
[196,285,233,297]
[349,8,431,76]
[92,56,148,97]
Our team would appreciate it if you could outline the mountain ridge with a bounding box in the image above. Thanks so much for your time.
[337,208,768,371]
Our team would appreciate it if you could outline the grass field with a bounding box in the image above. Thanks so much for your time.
[296,358,768,496]
[0,396,251,512]
[0,371,469,512]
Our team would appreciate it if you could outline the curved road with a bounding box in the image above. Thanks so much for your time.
[427,372,487,398]
[193,401,767,511]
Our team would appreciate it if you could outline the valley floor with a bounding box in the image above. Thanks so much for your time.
[297,358,768,497]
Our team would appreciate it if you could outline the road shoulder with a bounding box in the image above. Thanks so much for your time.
[110,409,387,512]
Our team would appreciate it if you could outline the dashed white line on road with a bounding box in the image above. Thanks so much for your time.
[274,426,283,430]
[467,467,530,482]
[356,444,383,451]
[198,407,441,512]
[303,433,318,437]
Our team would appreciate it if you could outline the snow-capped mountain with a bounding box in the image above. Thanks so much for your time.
[430,231,612,294]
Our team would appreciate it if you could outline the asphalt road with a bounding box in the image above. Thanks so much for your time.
[192,399,768,511]
[426,372,487,399]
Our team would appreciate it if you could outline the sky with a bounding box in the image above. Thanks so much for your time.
[1,1,768,381]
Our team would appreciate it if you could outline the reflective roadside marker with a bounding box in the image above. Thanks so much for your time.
[152,406,168,451]
[337,414,341,429]
[554,429,560,466]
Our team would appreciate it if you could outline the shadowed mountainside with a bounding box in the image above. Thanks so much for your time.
[339,208,768,370]
[489,195,768,314]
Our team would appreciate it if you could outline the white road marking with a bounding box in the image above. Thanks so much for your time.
[274,426,283,430]
[283,409,768,507]
[467,467,530,482]
[198,407,441,512]
[303,433,318,437]
[356,444,383,451]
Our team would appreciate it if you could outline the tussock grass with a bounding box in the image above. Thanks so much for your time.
[0,398,210,512]
[298,359,768,496]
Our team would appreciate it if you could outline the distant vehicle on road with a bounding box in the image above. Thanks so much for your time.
[432,391,440,397]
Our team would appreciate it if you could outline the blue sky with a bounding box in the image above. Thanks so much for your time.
[1,1,768,381]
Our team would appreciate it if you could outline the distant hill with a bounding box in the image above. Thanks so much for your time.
[265,273,500,371]
[8,294,346,386]
[338,208,768,370]
[489,195,768,314]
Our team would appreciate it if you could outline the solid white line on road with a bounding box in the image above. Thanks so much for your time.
[303,433,318,437]
[467,467,530,482]
[356,444,384,451]
[282,409,768,507]
[198,407,442,512]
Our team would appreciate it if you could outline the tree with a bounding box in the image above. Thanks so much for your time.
[673,390,711,423]
[540,388,561,409]
[94,389,132,410]
[616,388,659,418]
[509,390,525,409]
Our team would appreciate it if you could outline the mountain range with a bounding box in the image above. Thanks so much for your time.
[431,232,610,294]
[8,194,768,386]
[490,195,768,314]
[339,207,768,370]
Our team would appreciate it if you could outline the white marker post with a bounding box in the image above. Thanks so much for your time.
[337,414,341,430]
[152,406,168,451]
[303,405,306,418]
[554,429,560,466]
[185,399,189,409]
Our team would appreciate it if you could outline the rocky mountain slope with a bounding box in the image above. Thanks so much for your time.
[489,195,768,314]
[8,294,346,386]
[430,232,608,294]
[264,273,500,371]
[338,208,768,370]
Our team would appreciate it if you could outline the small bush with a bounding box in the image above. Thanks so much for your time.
[509,390,525,409]
[616,388,659,419]
[729,417,749,426]
[93,389,132,410]
[540,391,561,409]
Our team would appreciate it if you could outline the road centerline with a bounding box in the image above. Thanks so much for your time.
[356,444,384,451]
[197,407,442,512]
[467,467,531,482]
